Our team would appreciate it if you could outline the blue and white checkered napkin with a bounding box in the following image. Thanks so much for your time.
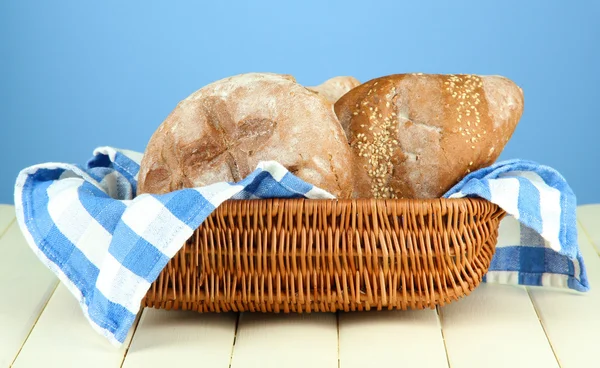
[14,147,589,346]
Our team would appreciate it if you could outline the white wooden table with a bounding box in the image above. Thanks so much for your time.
[1,203,599,368]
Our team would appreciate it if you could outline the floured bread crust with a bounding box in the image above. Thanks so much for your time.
[307,76,361,104]
[137,73,354,198]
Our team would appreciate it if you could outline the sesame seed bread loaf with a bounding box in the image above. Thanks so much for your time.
[334,73,524,199]
[138,73,354,198]
[307,76,361,103]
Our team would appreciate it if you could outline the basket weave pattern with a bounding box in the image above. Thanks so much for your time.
[142,198,505,312]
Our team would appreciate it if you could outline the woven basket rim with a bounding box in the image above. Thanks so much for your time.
[221,197,487,204]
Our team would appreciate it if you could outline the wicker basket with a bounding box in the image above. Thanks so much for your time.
[141,198,505,312]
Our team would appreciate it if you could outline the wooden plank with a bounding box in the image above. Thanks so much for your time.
[577,204,600,254]
[339,310,448,368]
[0,221,58,367]
[121,309,238,368]
[526,220,600,368]
[0,204,15,235]
[11,284,139,368]
[230,313,338,368]
[439,283,559,368]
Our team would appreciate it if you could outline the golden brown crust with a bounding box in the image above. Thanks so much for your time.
[334,73,524,199]
[138,73,354,198]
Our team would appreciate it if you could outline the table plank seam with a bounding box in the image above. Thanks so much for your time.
[436,306,452,368]
[578,221,600,258]
[118,310,145,368]
[228,313,241,368]
[0,217,16,241]
[9,281,59,368]
[524,287,563,368]
[336,312,341,368]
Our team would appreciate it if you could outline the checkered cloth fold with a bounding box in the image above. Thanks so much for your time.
[14,147,588,346]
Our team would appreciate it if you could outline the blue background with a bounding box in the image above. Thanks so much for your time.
[1,1,598,204]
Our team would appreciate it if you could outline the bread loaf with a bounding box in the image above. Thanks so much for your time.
[334,73,524,199]
[137,73,354,198]
[307,76,361,103]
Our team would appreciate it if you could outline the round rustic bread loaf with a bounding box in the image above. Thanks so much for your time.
[138,73,354,198]
[307,76,361,103]
[334,73,524,199]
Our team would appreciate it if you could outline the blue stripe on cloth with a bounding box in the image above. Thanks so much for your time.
[463,179,492,200]
[488,246,522,271]
[233,168,309,199]
[154,189,208,219]
[87,288,137,343]
[26,179,56,240]
[520,224,546,248]
[559,186,579,260]
[86,152,112,169]
[108,223,170,282]
[21,173,136,342]
[84,167,110,184]
[78,183,128,233]
[490,247,568,274]
[488,246,588,291]
[238,171,282,197]
[279,172,314,195]
[570,252,588,291]
[87,151,140,195]
[158,189,217,229]
[111,151,141,183]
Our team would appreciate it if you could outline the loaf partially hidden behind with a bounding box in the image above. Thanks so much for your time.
[334,73,524,199]
[137,72,354,198]
[307,76,361,103]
